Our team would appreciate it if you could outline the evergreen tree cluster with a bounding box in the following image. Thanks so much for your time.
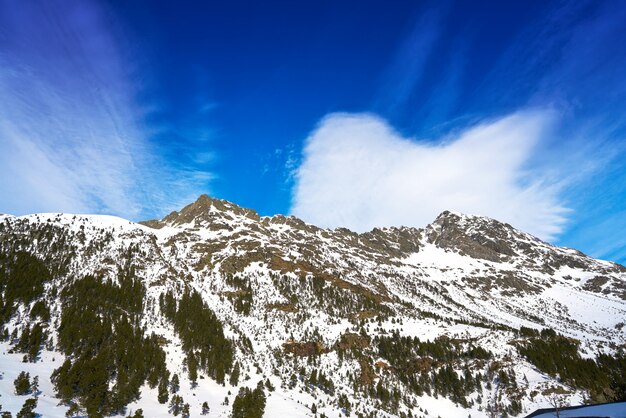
[14,371,32,395]
[269,273,391,319]
[224,274,254,315]
[376,332,491,367]
[161,289,234,384]
[168,394,189,417]
[517,329,626,402]
[29,300,50,322]
[0,251,51,324]
[16,398,37,418]
[0,218,120,282]
[231,381,266,418]
[51,268,167,417]
[374,332,492,407]
[306,368,335,394]
[14,323,46,362]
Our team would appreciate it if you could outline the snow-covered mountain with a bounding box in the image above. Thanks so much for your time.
[1,194,625,418]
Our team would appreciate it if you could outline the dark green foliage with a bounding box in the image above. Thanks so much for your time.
[508,399,523,415]
[29,300,50,322]
[596,350,626,400]
[14,371,31,395]
[65,402,80,417]
[230,362,241,386]
[374,332,491,406]
[0,252,51,324]
[225,275,253,315]
[270,273,392,319]
[201,401,210,415]
[517,334,602,387]
[376,332,491,366]
[517,331,626,402]
[518,326,539,338]
[16,398,37,418]
[51,268,167,417]
[170,374,180,393]
[231,381,266,418]
[2,412,12,418]
[188,352,198,385]
[158,378,169,404]
[161,289,234,384]
[127,409,143,418]
[432,365,468,406]
[15,323,46,362]
[169,394,184,416]
[307,369,335,395]
[232,291,253,315]
[338,393,351,413]
[30,376,39,396]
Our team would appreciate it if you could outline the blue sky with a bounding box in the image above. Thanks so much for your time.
[1,0,625,263]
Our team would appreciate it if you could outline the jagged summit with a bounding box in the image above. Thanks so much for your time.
[142,194,510,234]
[425,210,533,262]
[139,194,260,228]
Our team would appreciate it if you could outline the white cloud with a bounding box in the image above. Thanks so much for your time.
[291,111,568,241]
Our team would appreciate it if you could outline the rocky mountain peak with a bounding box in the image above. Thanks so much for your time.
[425,210,535,262]
[141,194,261,228]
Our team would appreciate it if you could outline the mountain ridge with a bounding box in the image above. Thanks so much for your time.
[0,195,625,417]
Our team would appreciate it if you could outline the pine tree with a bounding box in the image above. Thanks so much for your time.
[30,376,39,397]
[231,382,266,418]
[170,373,180,393]
[14,371,31,395]
[188,353,198,386]
[16,398,37,418]
[169,394,184,416]
[201,401,210,415]
[230,362,240,386]
[65,402,80,417]
[158,378,169,404]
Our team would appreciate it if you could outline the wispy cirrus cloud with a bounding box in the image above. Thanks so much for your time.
[375,8,443,114]
[0,0,212,219]
[291,111,568,241]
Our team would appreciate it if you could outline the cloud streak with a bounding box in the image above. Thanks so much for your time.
[291,111,567,241]
[0,0,212,219]
[375,9,442,114]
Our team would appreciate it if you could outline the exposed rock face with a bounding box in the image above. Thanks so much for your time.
[425,211,519,261]
[334,333,370,351]
[164,194,262,225]
[283,340,328,357]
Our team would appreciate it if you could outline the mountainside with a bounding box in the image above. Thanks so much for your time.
[1,194,625,418]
